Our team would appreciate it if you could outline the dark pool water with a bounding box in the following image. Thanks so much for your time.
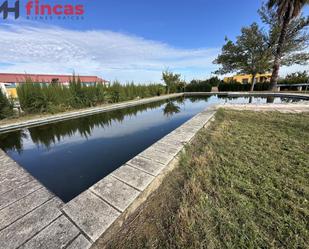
[0,96,299,202]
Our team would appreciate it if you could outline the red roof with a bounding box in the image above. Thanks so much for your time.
[0,73,106,83]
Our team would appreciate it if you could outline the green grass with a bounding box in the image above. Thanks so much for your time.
[101,110,309,249]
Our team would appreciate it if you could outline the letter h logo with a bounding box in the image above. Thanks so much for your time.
[0,0,19,19]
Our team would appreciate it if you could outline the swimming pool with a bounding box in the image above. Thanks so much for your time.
[0,95,301,202]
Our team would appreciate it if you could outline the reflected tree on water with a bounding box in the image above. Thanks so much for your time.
[0,130,27,153]
[175,96,185,105]
[163,101,181,117]
[187,96,211,103]
[0,99,170,152]
[266,96,275,103]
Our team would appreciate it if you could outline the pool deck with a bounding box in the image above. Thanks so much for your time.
[0,107,216,249]
[216,101,309,113]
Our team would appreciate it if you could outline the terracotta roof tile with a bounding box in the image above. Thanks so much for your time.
[0,73,106,83]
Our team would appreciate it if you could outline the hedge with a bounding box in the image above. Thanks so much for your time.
[186,81,212,92]
[218,82,270,91]
[17,79,166,114]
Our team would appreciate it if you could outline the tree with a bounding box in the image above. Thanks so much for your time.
[206,76,223,87]
[186,80,212,92]
[162,70,181,94]
[278,70,309,84]
[214,23,272,91]
[0,89,13,119]
[178,80,186,93]
[266,0,309,90]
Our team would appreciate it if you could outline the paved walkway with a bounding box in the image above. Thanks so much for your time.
[217,102,309,113]
[0,149,91,249]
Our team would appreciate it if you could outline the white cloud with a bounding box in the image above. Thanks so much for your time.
[279,63,309,77]
[0,22,220,83]
[1,22,307,83]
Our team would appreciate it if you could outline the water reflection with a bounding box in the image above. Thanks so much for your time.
[186,96,211,102]
[163,101,181,117]
[0,99,169,152]
[267,96,275,103]
[0,130,27,153]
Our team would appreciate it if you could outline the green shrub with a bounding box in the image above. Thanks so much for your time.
[277,71,309,91]
[0,90,13,119]
[254,82,271,91]
[206,76,223,87]
[17,81,47,113]
[105,82,165,103]
[278,71,309,84]
[186,80,212,92]
[16,77,165,114]
[218,82,270,91]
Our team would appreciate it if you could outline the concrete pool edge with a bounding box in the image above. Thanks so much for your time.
[0,92,308,134]
[0,107,215,249]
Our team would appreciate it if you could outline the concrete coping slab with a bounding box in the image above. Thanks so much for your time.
[138,147,175,165]
[19,215,80,249]
[0,179,43,210]
[0,197,63,249]
[90,175,141,212]
[66,234,92,249]
[150,141,182,156]
[0,188,54,231]
[62,190,121,242]
[126,155,166,176]
[111,164,155,191]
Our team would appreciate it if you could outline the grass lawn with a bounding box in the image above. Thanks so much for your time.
[101,109,309,249]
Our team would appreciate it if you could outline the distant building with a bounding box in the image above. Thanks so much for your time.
[0,73,108,98]
[224,73,271,84]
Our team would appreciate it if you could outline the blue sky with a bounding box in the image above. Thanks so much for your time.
[0,0,308,82]
[30,0,262,48]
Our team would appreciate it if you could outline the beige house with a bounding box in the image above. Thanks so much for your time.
[224,73,271,84]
